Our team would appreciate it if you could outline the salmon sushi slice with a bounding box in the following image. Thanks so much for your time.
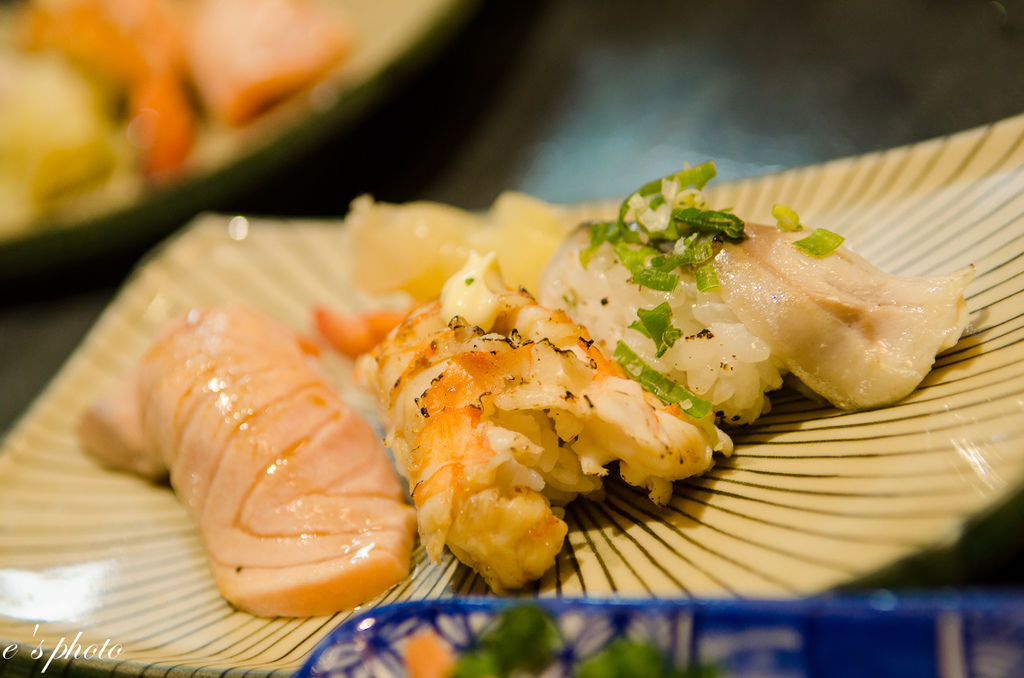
[184,0,352,126]
[78,306,416,617]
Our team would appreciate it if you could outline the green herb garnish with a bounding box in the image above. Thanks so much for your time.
[613,341,713,419]
[771,203,803,231]
[580,162,744,297]
[632,268,679,292]
[464,277,475,286]
[793,227,845,257]
[577,639,670,678]
[669,207,745,239]
[450,605,558,677]
[577,639,720,678]
[629,302,682,358]
[613,242,679,292]
[616,161,718,227]
[695,263,719,292]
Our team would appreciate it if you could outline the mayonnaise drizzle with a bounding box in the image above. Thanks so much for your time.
[439,250,507,331]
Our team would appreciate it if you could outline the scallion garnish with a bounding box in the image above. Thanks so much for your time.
[581,220,636,267]
[695,263,719,292]
[628,302,682,357]
[632,268,679,292]
[613,341,712,419]
[793,228,845,257]
[669,207,745,240]
[613,242,679,292]
[580,161,743,296]
[771,203,803,231]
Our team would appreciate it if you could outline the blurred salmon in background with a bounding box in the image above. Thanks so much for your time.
[0,0,351,235]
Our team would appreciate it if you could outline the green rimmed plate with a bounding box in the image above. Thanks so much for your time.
[0,0,477,285]
[1,113,1023,676]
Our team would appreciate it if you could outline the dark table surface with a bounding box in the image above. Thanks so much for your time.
[3,0,1024,577]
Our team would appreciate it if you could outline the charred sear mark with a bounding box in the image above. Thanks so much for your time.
[685,328,715,341]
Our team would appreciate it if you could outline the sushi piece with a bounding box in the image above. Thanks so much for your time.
[77,306,417,617]
[539,162,972,420]
[359,253,729,590]
[713,222,973,409]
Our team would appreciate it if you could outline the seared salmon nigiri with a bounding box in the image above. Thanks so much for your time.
[78,306,416,617]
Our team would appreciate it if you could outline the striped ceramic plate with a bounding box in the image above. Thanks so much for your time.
[1,113,1023,677]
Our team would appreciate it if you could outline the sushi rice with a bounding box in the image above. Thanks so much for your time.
[540,228,786,426]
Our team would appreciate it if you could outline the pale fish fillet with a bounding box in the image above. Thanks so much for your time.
[714,223,973,409]
[360,290,727,591]
[77,306,416,617]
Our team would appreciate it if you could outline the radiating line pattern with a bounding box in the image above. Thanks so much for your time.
[2,113,1024,677]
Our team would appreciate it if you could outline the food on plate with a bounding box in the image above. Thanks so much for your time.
[0,51,125,237]
[539,162,973,422]
[345,191,578,301]
[314,306,409,360]
[77,306,416,617]
[340,161,972,589]
[0,0,351,235]
[401,605,717,678]
[186,0,351,126]
[23,0,196,181]
[359,254,728,591]
[712,222,973,409]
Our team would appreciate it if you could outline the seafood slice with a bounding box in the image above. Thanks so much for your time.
[360,288,729,591]
[78,306,416,617]
[714,223,973,409]
[185,0,351,126]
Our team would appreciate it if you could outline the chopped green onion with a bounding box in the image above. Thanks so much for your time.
[613,242,659,271]
[576,639,670,678]
[613,341,713,419]
[612,242,679,291]
[771,203,803,231]
[632,268,679,292]
[695,263,719,292]
[580,220,641,268]
[793,228,845,257]
[629,302,682,357]
[450,651,501,678]
[671,233,717,265]
[618,161,718,226]
[452,605,558,677]
[464,277,475,286]
[669,207,745,239]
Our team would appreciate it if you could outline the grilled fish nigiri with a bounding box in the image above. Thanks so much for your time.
[359,254,729,591]
[713,223,973,409]
[77,306,416,617]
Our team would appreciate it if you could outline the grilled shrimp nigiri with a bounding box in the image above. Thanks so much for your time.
[359,253,730,591]
[78,306,417,617]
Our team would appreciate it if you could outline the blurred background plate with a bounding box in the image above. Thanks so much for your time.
[299,596,1024,678]
[0,111,1023,676]
[0,0,477,286]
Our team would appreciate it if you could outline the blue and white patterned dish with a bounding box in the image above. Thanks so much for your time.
[299,595,1024,678]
